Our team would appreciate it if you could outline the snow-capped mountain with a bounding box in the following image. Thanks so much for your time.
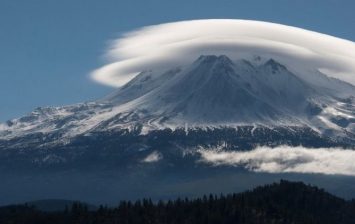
[1,55,355,148]
[1,54,355,206]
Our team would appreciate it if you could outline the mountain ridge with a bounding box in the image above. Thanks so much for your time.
[0,55,354,147]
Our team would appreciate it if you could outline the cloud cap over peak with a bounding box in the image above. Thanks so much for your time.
[91,19,355,87]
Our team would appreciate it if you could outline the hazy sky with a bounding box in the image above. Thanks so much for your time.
[1,0,355,121]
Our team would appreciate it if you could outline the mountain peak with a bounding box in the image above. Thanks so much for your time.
[264,59,288,73]
[196,55,233,65]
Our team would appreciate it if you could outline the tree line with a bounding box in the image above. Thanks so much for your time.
[1,180,355,224]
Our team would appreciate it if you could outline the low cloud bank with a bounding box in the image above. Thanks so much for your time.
[142,151,163,163]
[199,146,355,176]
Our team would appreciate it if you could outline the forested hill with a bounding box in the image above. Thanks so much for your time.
[1,180,355,224]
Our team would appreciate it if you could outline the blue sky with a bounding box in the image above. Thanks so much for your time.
[1,0,355,121]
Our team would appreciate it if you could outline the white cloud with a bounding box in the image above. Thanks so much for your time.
[91,19,355,87]
[198,146,355,176]
[142,151,163,163]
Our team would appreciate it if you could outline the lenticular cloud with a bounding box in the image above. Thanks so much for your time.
[199,146,355,176]
[91,19,355,87]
